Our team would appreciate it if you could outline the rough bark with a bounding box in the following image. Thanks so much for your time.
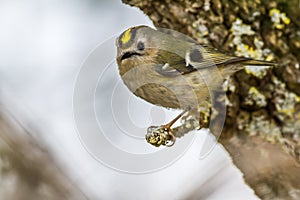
[123,0,300,199]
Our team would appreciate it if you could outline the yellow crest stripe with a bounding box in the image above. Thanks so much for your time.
[121,28,132,44]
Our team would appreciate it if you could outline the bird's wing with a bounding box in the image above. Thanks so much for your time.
[156,44,275,76]
[188,45,274,68]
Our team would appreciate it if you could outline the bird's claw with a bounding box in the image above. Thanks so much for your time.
[146,109,190,147]
[146,125,176,147]
[164,127,176,147]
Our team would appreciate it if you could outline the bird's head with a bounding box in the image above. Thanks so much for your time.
[116,26,162,76]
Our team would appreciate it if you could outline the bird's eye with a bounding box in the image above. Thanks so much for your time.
[137,41,145,51]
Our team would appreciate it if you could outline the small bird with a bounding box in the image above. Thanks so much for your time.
[116,25,274,146]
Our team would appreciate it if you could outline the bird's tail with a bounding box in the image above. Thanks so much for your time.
[221,57,276,77]
[240,59,276,66]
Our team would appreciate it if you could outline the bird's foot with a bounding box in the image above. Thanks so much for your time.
[146,109,190,147]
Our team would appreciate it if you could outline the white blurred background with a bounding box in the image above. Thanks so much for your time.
[0,0,259,199]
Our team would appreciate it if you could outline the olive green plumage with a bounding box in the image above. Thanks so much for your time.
[116,26,275,109]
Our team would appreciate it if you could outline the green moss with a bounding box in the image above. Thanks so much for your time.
[269,8,291,29]
[230,19,275,63]
[239,110,282,143]
[244,86,267,107]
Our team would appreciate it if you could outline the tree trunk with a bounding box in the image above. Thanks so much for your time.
[122,0,300,199]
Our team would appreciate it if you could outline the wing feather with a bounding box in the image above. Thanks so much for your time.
[156,44,275,76]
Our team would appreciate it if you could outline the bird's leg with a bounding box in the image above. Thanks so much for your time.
[162,108,190,146]
[146,108,191,147]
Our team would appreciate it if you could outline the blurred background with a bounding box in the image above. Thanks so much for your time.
[0,0,259,199]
